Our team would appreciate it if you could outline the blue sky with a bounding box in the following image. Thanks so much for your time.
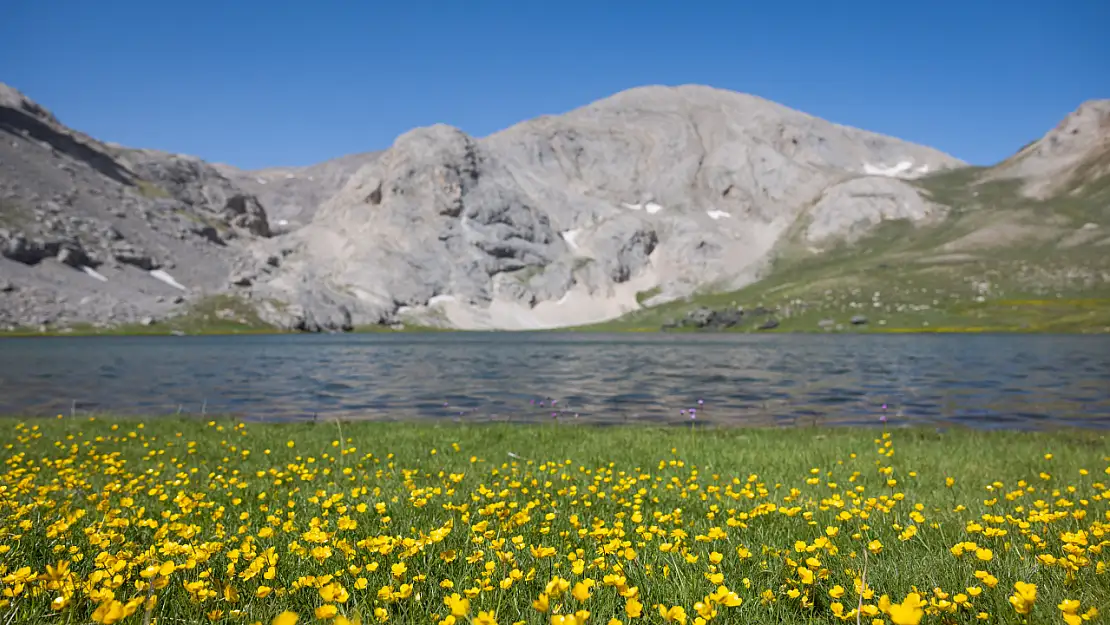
[2,0,1107,169]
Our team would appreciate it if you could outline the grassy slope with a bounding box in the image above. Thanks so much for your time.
[573,166,1110,333]
[0,294,451,337]
[0,416,1105,624]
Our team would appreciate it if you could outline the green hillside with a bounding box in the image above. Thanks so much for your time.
[573,163,1110,334]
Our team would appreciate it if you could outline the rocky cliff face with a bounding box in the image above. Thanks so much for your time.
[0,84,278,329]
[8,83,1099,332]
[255,85,964,329]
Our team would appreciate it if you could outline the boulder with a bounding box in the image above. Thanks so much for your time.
[222,194,271,238]
[111,243,159,270]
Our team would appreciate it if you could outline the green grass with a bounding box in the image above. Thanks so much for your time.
[0,196,30,228]
[0,295,279,337]
[135,179,171,199]
[0,416,1105,625]
[635,287,662,306]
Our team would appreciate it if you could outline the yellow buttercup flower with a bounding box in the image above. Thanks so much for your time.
[1009,582,1037,615]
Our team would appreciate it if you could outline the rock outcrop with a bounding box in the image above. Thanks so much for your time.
[0,84,273,330]
[989,99,1110,199]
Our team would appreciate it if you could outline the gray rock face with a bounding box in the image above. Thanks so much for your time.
[261,124,571,326]
[215,151,382,226]
[0,83,270,329]
[262,85,965,329]
[18,81,1069,331]
[805,176,946,245]
[222,194,271,238]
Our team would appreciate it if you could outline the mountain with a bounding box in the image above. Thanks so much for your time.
[595,99,1110,333]
[0,82,1105,333]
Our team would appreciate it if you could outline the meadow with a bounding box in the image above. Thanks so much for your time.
[0,416,1106,625]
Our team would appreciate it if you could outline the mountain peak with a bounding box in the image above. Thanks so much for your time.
[989,98,1110,198]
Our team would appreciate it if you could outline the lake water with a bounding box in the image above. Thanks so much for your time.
[0,333,1108,430]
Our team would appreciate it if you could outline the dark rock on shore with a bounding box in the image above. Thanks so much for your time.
[757,318,780,330]
[662,306,744,331]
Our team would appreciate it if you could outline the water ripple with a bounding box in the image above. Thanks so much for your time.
[0,333,1108,430]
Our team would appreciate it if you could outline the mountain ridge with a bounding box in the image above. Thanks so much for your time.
[1,82,1106,333]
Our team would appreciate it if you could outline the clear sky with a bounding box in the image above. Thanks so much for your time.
[2,0,1107,170]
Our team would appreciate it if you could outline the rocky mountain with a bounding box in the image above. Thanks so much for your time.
[1,82,1105,333]
[600,99,1110,333]
[249,85,962,330]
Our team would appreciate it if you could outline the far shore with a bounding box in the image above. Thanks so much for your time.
[2,323,1109,338]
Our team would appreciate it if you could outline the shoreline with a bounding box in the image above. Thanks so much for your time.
[3,324,1110,338]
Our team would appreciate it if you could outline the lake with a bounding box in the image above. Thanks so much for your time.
[0,333,1107,429]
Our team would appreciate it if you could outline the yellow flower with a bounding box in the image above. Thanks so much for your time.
[316,604,339,620]
[444,593,470,617]
[1059,600,1083,625]
[888,593,925,625]
[474,611,498,625]
[1008,582,1037,616]
[91,601,125,625]
[658,605,687,625]
[710,586,742,608]
[545,577,570,598]
[572,581,592,602]
[320,583,350,604]
[533,593,550,613]
[625,598,643,618]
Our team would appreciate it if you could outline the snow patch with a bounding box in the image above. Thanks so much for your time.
[428,295,456,306]
[863,161,915,177]
[561,229,581,250]
[622,202,643,211]
[150,270,187,291]
[862,161,935,179]
[555,292,571,306]
[82,266,108,282]
[645,202,664,214]
[706,210,731,220]
[255,177,267,185]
